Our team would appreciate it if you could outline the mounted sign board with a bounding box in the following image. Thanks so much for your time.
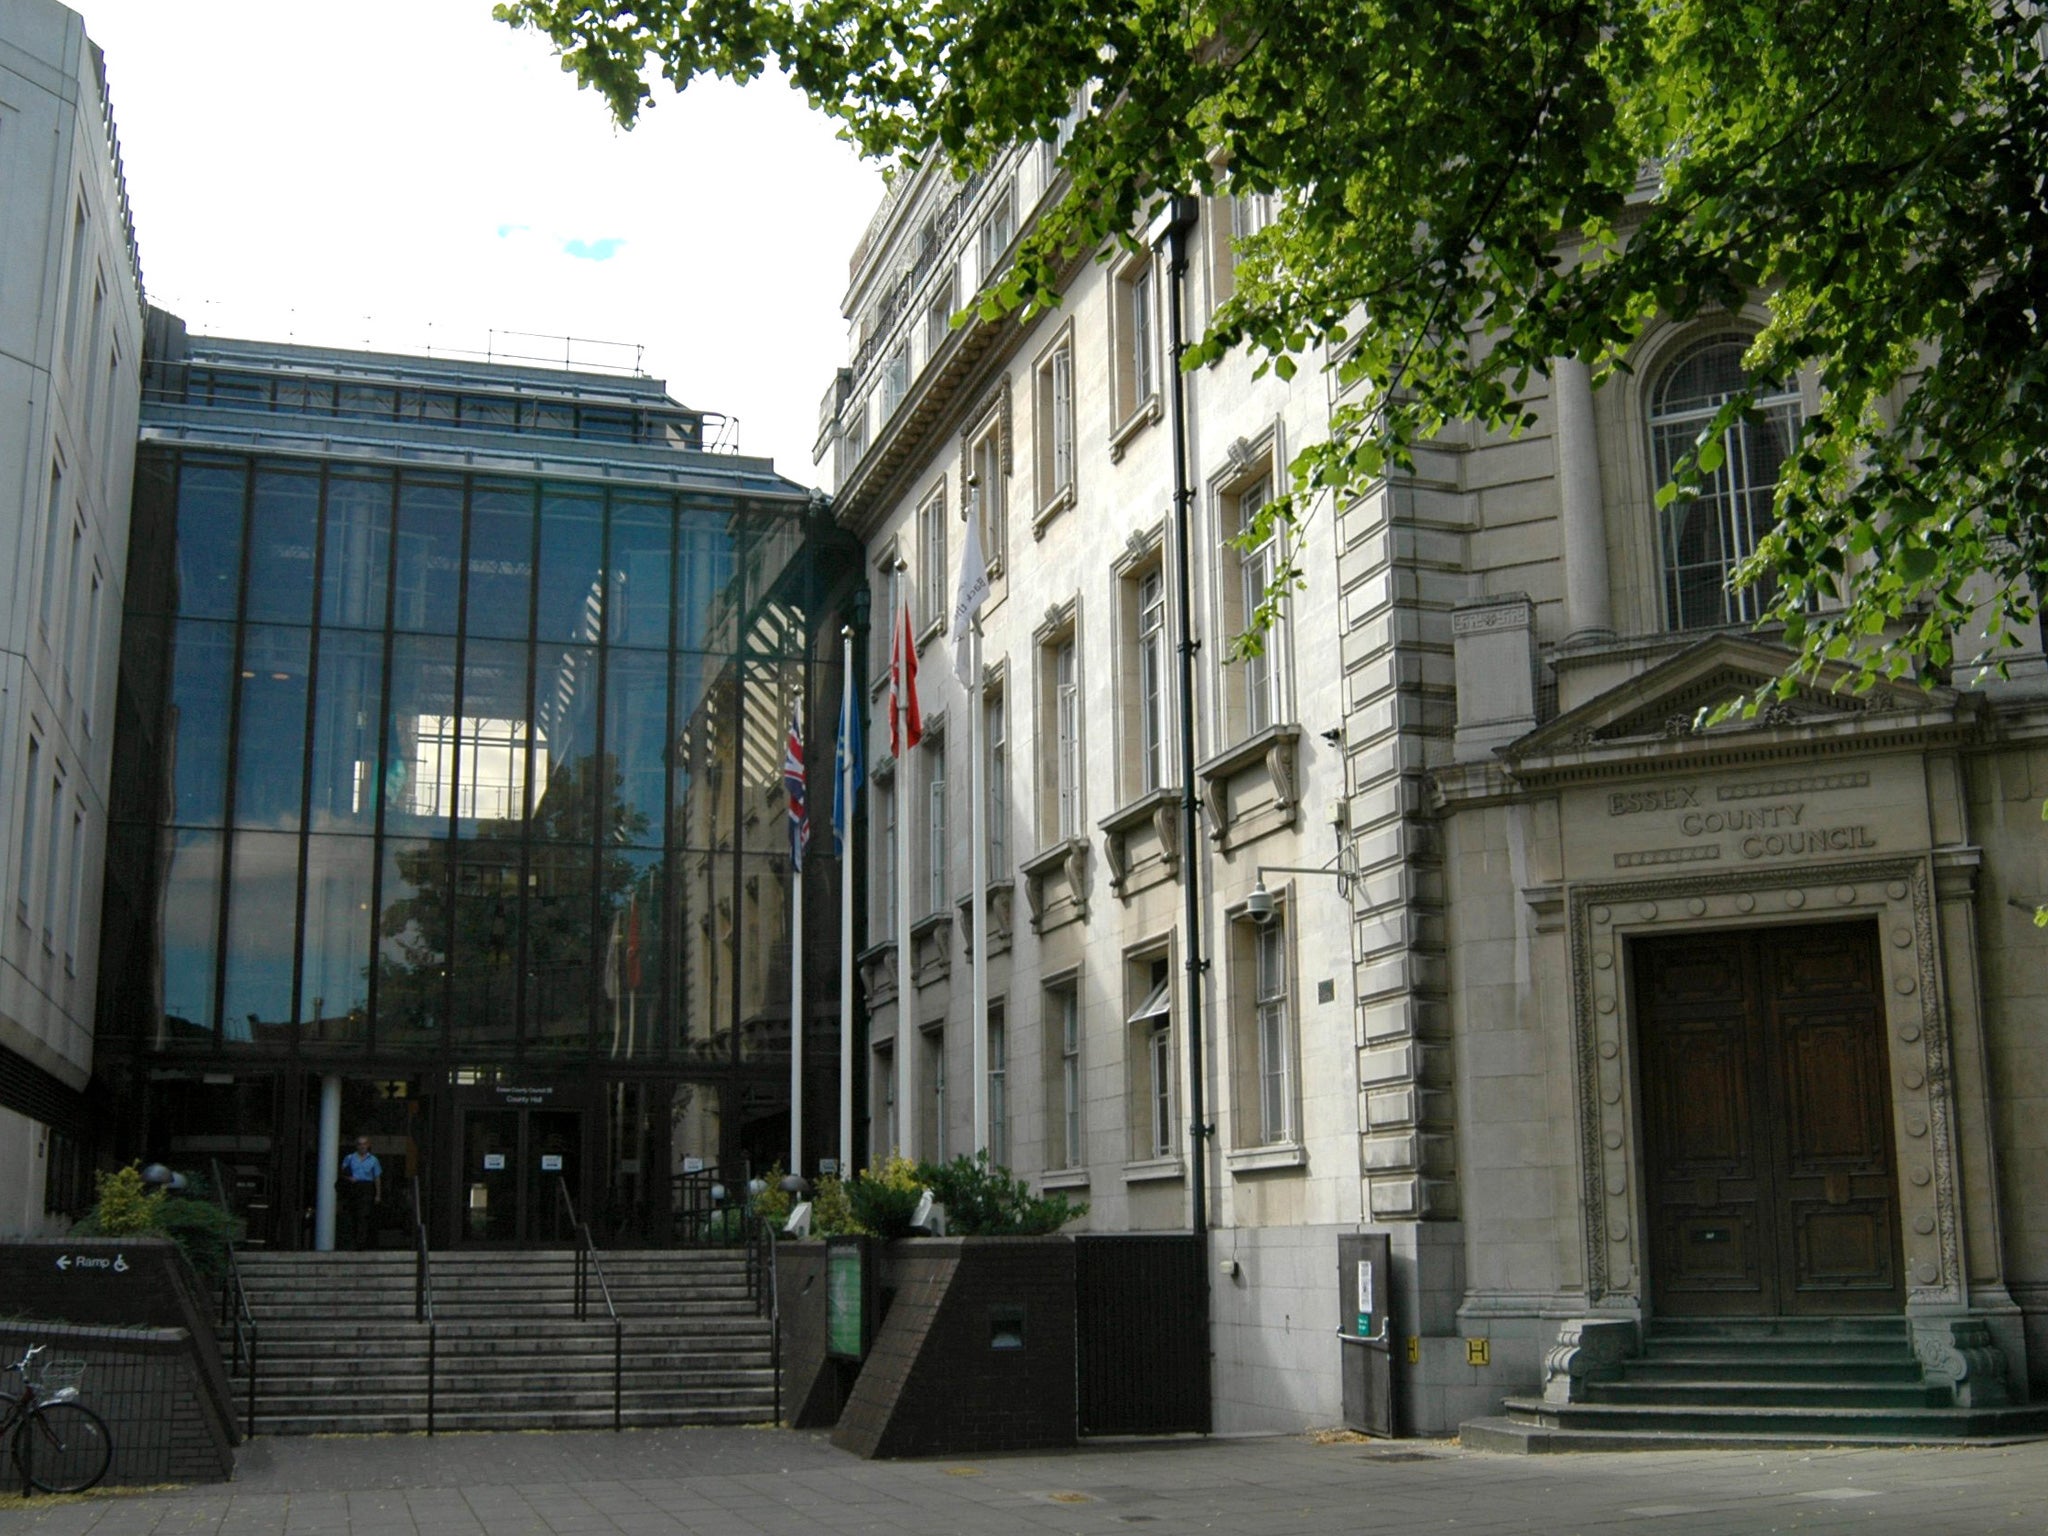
[483,1154,506,1171]
[827,1235,874,1360]
[540,1154,564,1172]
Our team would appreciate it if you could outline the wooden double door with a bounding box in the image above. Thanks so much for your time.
[1635,922,1904,1317]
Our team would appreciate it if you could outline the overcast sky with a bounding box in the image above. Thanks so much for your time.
[72,0,884,485]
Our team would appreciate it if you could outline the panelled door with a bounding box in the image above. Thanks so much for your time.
[1636,922,1904,1317]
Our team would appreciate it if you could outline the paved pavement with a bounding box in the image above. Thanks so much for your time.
[3,1427,2046,1536]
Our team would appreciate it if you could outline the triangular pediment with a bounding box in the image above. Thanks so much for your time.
[1509,635,1958,761]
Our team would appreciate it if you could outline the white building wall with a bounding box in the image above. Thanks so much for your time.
[0,0,143,1236]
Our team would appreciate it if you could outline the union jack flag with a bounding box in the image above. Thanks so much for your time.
[784,713,810,866]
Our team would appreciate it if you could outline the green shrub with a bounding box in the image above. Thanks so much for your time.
[72,1164,243,1278]
[810,1174,857,1237]
[748,1163,793,1229]
[846,1154,926,1240]
[918,1151,1088,1236]
[87,1165,164,1236]
[153,1194,241,1280]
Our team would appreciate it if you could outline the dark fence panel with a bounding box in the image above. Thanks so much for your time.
[1074,1233,1209,1436]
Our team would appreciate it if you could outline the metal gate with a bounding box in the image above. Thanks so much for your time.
[1075,1233,1210,1436]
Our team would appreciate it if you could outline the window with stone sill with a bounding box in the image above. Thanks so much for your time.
[967,421,1007,582]
[987,1003,1009,1168]
[873,776,897,943]
[1033,329,1077,525]
[874,1042,897,1160]
[926,734,948,916]
[984,680,1008,874]
[917,486,947,638]
[1110,251,1160,443]
[1044,974,1083,1170]
[1033,605,1083,845]
[1650,334,1801,633]
[881,341,910,419]
[1214,443,1290,746]
[1205,184,1277,313]
[926,270,958,360]
[922,1023,949,1163]
[1229,899,1297,1150]
[1114,545,1172,806]
[978,183,1017,282]
[1127,952,1176,1161]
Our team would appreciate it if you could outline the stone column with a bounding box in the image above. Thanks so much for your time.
[1552,358,1614,645]
[314,1073,341,1251]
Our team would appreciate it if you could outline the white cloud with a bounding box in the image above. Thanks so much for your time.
[76,0,883,483]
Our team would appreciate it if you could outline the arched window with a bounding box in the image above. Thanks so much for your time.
[1649,337,1801,631]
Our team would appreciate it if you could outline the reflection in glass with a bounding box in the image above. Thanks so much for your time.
[466,482,535,640]
[322,473,391,630]
[537,486,604,643]
[608,495,671,648]
[736,851,794,1065]
[168,621,236,827]
[245,468,320,625]
[385,635,457,835]
[525,840,595,1054]
[307,631,384,833]
[455,639,535,829]
[174,459,244,620]
[603,850,663,1060]
[450,844,522,1050]
[221,830,301,1043]
[300,833,372,1041]
[233,626,310,831]
[533,644,597,831]
[675,503,736,653]
[378,837,447,1044]
[392,478,462,632]
[606,649,667,844]
[158,829,222,1043]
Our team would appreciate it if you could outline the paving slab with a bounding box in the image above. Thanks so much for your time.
[2,1427,2048,1535]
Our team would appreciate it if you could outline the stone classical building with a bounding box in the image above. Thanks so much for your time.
[0,0,145,1238]
[817,140,2048,1431]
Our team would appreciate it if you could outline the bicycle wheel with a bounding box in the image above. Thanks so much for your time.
[13,1401,112,1494]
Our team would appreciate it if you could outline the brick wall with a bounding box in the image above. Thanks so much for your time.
[832,1236,1076,1459]
[776,1242,854,1429]
[0,1320,235,1484]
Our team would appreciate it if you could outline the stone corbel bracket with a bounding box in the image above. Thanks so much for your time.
[1912,1318,2012,1408]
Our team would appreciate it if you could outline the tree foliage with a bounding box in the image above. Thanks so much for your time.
[496,0,2048,689]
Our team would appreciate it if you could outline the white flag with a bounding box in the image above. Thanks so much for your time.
[952,508,992,684]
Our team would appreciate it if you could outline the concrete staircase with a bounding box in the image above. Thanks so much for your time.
[230,1248,775,1434]
[1463,1318,2048,1452]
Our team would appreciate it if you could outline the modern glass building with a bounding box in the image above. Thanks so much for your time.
[93,313,864,1247]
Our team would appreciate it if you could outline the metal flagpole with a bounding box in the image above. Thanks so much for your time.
[790,850,803,1177]
[969,620,988,1157]
[839,626,856,1176]
[893,583,915,1160]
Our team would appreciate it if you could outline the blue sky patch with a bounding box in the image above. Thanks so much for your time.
[564,237,625,261]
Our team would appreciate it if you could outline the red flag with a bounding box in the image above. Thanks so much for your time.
[888,599,923,755]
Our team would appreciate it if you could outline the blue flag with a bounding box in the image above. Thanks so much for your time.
[831,666,864,857]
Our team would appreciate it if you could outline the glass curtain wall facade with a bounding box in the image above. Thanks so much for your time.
[95,327,863,1248]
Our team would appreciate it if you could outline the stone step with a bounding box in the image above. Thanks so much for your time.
[1644,1317,1909,1341]
[250,1374,775,1409]
[228,1319,766,1347]
[1581,1379,1952,1409]
[254,1404,771,1436]
[1490,1395,2048,1442]
[1620,1356,1924,1384]
[1461,1412,2048,1454]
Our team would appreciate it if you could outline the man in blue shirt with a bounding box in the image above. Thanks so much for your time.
[340,1136,382,1250]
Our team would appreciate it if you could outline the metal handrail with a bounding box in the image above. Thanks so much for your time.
[411,1175,438,1436]
[210,1158,259,1438]
[555,1179,624,1432]
[759,1214,782,1427]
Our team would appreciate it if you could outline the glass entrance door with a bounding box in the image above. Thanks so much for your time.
[461,1107,581,1244]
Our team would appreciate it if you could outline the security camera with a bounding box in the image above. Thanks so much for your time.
[1246,880,1276,926]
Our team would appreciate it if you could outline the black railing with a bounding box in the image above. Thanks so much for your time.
[750,1213,782,1427]
[209,1159,259,1439]
[410,1175,438,1436]
[672,1166,751,1245]
[555,1179,623,1432]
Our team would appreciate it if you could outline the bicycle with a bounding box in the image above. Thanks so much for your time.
[1,1345,112,1495]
